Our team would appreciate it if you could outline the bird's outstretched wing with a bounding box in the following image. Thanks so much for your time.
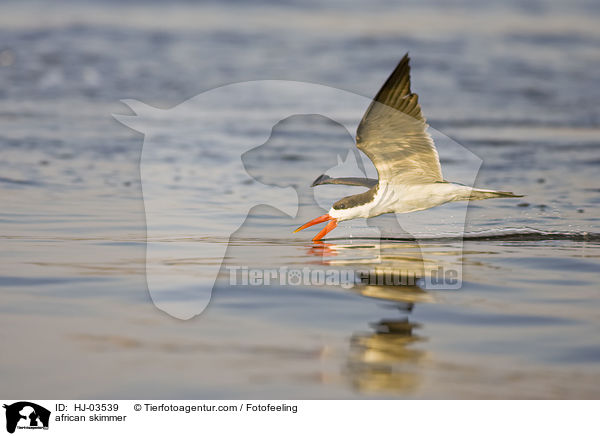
[311,174,378,188]
[356,54,443,185]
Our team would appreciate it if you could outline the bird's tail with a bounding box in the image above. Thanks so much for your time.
[469,188,523,200]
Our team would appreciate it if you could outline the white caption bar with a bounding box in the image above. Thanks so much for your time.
[0,400,596,435]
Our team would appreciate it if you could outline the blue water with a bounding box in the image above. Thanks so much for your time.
[1,0,600,398]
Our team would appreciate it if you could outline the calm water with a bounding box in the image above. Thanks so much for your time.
[1,0,600,398]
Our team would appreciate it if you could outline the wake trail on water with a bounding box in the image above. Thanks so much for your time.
[325,228,600,243]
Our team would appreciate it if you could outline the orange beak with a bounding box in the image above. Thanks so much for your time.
[294,214,338,241]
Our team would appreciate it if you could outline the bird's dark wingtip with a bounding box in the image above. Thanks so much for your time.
[311,174,331,187]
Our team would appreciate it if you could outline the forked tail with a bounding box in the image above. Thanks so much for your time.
[469,188,524,200]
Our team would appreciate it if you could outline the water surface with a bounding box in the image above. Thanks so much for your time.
[1,0,600,398]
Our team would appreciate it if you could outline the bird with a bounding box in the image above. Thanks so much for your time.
[295,53,522,241]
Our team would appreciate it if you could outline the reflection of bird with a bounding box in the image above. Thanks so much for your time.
[295,53,522,241]
[349,318,427,394]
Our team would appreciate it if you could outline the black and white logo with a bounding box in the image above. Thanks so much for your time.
[3,402,50,434]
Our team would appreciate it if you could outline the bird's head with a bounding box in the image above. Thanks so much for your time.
[294,186,378,241]
[329,185,379,221]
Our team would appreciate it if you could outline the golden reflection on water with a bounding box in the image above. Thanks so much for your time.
[304,239,451,394]
[348,284,429,395]
[309,239,464,290]
[298,239,442,394]
[349,315,427,394]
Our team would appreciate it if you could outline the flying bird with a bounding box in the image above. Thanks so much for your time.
[295,53,521,241]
